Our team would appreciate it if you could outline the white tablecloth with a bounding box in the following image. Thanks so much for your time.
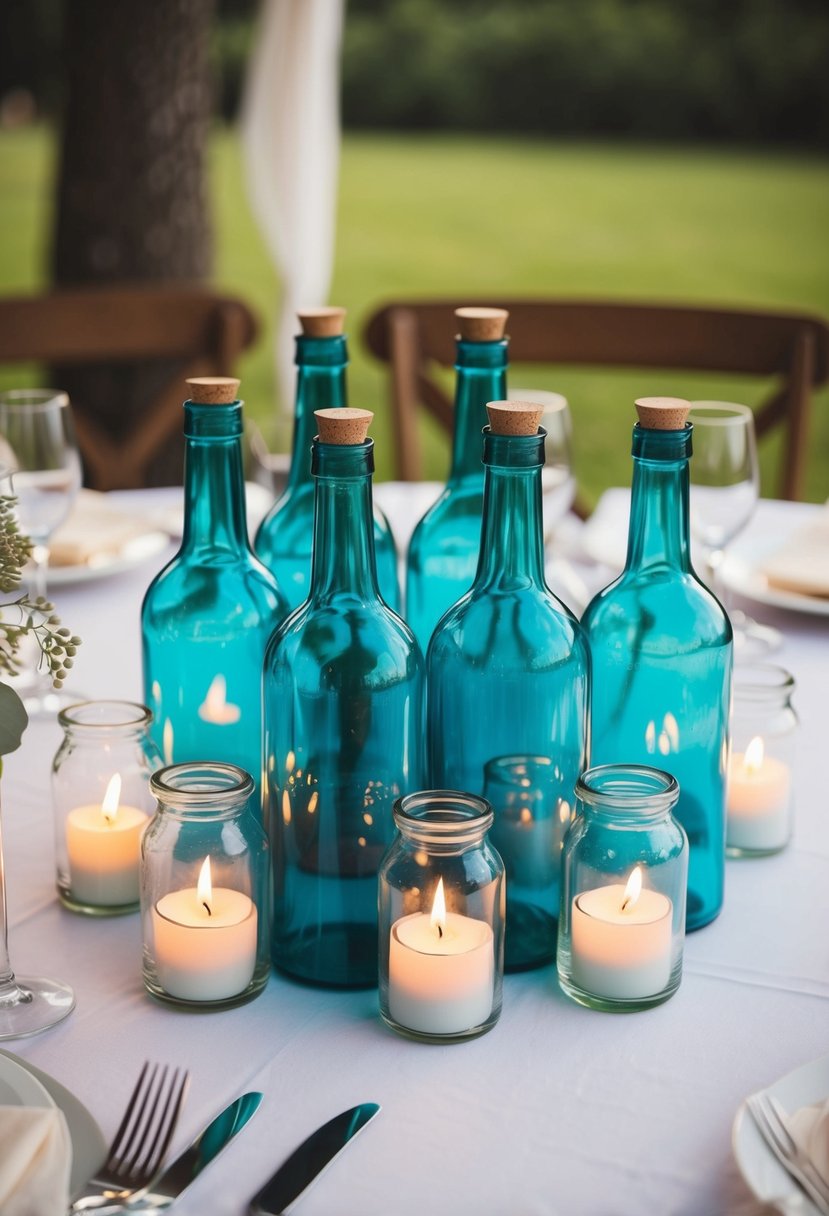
[3,489,827,1216]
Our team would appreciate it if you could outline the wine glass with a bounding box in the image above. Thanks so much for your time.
[0,390,83,713]
[688,400,781,656]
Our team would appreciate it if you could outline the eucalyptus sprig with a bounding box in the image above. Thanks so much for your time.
[0,491,82,754]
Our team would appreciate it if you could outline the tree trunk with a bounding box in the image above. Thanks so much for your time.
[52,0,216,486]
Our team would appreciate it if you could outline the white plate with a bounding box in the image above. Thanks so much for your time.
[0,1048,106,1193]
[732,1052,829,1214]
[720,543,829,619]
[0,1048,53,1108]
[46,530,170,586]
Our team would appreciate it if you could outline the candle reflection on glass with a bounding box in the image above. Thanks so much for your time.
[198,675,241,725]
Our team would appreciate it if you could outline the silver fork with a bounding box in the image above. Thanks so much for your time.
[747,1091,829,1215]
[69,1061,190,1212]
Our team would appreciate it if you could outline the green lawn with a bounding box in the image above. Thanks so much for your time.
[2,126,828,502]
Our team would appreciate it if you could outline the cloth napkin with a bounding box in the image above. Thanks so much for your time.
[788,1096,829,1190]
[0,1104,72,1215]
[49,489,158,567]
[760,507,829,599]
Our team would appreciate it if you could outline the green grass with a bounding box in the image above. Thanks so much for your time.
[2,127,829,502]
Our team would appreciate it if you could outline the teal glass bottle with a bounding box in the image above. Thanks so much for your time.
[254,308,399,612]
[581,397,733,931]
[142,378,286,800]
[264,407,424,988]
[406,307,509,649]
[427,401,590,971]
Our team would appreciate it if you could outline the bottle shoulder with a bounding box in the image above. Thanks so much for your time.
[428,584,588,664]
[582,567,732,644]
[143,547,285,616]
[265,599,423,684]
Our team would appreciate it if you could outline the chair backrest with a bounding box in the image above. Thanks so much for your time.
[363,298,829,501]
[0,285,258,488]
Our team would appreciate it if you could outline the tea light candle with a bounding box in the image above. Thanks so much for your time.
[152,857,257,1002]
[198,675,241,726]
[388,879,494,1035]
[727,736,791,850]
[570,866,672,1000]
[65,774,147,906]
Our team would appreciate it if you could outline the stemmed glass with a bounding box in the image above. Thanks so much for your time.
[688,400,781,656]
[0,390,83,713]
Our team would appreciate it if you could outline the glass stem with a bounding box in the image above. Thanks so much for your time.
[705,547,731,611]
[0,771,31,1006]
[30,543,49,603]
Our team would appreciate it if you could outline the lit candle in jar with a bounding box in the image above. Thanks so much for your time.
[388,878,494,1035]
[152,857,257,1002]
[65,774,147,907]
[727,736,791,851]
[570,866,672,1000]
[198,675,241,726]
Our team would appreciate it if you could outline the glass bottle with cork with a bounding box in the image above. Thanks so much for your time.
[254,307,399,612]
[582,396,732,931]
[264,406,424,988]
[406,307,509,649]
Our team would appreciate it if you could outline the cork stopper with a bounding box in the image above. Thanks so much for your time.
[186,377,240,404]
[297,307,346,337]
[455,307,509,342]
[486,400,544,436]
[634,396,690,430]
[315,407,373,445]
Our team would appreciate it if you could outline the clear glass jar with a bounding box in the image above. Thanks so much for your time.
[378,791,505,1043]
[557,765,688,1013]
[727,664,797,857]
[141,762,270,1009]
[52,700,162,915]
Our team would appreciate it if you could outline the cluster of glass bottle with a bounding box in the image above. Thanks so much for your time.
[140,307,732,998]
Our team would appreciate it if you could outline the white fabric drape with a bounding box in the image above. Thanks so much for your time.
[241,0,345,416]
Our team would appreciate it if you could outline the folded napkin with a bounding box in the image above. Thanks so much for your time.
[760,507,829,599]
[49,490,156,567]
[788,1096,829,1190]
[0,1105,72,1215]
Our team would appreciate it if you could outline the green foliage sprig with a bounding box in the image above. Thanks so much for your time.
[0,492,81,754]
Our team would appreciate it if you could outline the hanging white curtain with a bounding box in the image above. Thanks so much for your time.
[241,0,345,422]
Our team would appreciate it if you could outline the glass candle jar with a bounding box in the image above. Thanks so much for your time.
[378,791,505,1043]
[52,700,163,915]
[141,763,270,1009]
[727,664,798,857]
[557,765,688,1013]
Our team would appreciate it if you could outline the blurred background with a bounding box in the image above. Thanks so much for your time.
[1,0,827,505]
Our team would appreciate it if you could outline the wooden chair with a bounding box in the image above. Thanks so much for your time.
[0,285,258,488]
[363,298,829,501]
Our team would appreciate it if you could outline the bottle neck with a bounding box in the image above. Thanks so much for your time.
[181,401,249,554]
[625,425,693,573]
[474,430,546,590]
[449,338,509,482]
[309,439,380,601]
[288,335,348,491]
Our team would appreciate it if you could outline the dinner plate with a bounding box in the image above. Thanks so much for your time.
[0,1048,106,1193]
[720,544,829,618]
[46,529,170,586]
[732,1052,829,1214]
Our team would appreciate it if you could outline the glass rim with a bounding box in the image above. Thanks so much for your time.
[393,789,494,838]
[687,401,754,425]
[732,662,795,700]
[150,761,254,810]
[0,389,70,412]
[58,699,153,732]
[576,764,679,813]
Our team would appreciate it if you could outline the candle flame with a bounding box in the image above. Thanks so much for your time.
[744,736,765,774]
[430,877,446,939]
[197,856,213,916]
[101,773,121,825]
[621,865,642,913]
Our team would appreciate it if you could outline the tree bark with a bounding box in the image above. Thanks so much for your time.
[52,0,216,486]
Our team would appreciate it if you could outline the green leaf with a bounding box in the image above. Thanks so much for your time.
[0,682,28,755]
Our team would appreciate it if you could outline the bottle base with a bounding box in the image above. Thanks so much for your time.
[505,900,557,972]
[272,921,379,989]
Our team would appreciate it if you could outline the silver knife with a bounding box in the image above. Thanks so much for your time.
[248,1102,381,1216]
[96,1091,263,1213]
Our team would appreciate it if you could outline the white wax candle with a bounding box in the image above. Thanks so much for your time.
[727,738,791,850]
[198,675,241,725]
[388,911,494,1035]
[570,878,672,1000]
[66,799,147,907]
[152,885,257,1002]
